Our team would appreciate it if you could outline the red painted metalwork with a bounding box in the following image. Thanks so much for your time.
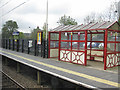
[48,32,50,58]
[72,52,85,64]
[106,53,120,68]
[49,28,120,33]
[78,33,80,50]
[58,32,61,60]
[61,49,85,52]
[70,32,73,63]
[48,21,120,70]
[60,50,71,62]
[84,31,87,66]
[87,49,104,51]
[104,30,108,70]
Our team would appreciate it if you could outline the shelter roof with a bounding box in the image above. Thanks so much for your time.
[51,21,120,32]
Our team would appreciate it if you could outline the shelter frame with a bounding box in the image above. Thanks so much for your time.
[49,21,120,70]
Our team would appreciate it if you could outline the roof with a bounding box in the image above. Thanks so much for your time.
[51,21,120,32]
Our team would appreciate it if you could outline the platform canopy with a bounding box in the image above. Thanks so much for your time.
[51,21,120,32]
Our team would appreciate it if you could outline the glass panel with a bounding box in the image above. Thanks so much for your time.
[92,34,104,41]
[107,43,115,51]
[87,34,91,41]
[72,33,78,40]
[50,33,59,40]
[108,32,115,41]
[87,42,104,50]
[61,32,71,40]
[72,32,85,40]
[72,42,85,50]
[50,41,59,48]
[61,42,71,50]
[87,34,104,41]
[116,43,120,52]
[116,32,120,41]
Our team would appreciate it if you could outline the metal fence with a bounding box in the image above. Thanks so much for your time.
[2,39,48,58]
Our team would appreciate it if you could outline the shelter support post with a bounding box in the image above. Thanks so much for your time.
[58,32,61,60]
[84,31,87,66]
[70,32,73,63]
[48,32,50,58]
[104,30,108,70]
[22,40,24,53]
[78,33,80,50]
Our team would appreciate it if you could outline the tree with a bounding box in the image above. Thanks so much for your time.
[2,20,18,39]
[84,13,96,24]
[30,26,41,40]
[83,1,119,24]
[57,15,78,25]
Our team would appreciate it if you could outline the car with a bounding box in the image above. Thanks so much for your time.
[98,43,104,48]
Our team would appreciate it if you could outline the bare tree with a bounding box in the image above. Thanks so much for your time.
[84,13,96,24]
[83,1,120,24]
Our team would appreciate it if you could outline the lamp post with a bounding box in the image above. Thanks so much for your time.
[46,0,48,40]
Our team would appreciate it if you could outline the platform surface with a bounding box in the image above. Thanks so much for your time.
[0,48,119,89]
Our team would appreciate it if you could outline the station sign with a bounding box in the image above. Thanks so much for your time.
[12,31,19,36]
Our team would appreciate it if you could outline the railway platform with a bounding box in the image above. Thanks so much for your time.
[0,48,119,89]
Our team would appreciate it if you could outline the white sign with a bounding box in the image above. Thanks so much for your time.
[28,40,33,47]
[65,32,67,36]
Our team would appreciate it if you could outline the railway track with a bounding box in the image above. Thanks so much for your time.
[2,71,25,90]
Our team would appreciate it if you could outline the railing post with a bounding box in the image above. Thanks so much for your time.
[17,39,19,52]
[22,40,24,53]
[3,39,5,48]
[28,40,30,54]
[34,40,37,56]
[6,39,8,49]
[9,39,11,49]
[13,39,14,51]
[46,39,49,58]
[43,39,45,58]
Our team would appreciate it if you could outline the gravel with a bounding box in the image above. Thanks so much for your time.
[2,65,51,89]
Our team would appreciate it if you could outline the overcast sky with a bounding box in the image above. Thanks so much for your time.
[0,0,119,33]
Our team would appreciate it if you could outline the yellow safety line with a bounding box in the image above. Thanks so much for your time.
[0,50,120,87]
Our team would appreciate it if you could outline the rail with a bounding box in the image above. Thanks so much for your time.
[1,71,25,90]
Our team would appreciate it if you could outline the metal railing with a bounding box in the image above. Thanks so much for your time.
[1,39,48,58]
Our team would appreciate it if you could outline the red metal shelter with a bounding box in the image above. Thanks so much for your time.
[49,21,120,70]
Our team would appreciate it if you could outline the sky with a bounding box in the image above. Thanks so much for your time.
[0,0,119,33]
